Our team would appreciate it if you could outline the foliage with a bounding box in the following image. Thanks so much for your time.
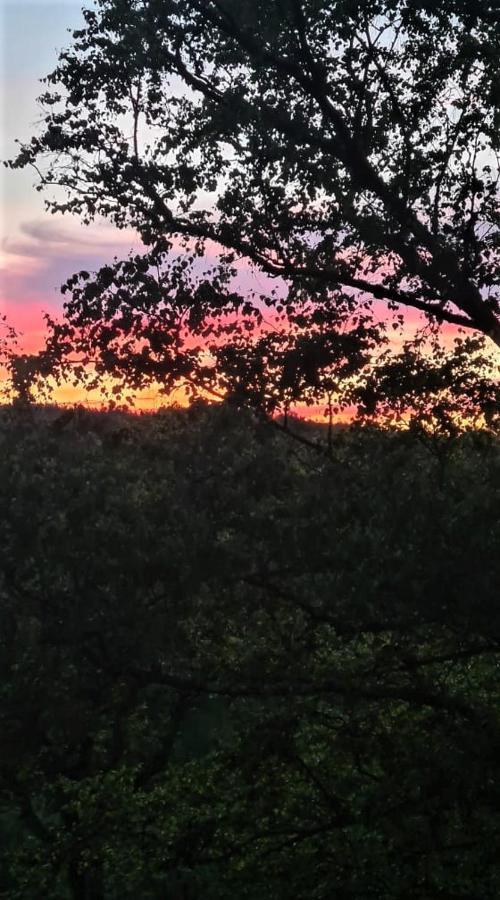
[6,0,500,411]
[1,405,499,898]
[353,330,500,433]
[0,318,20,403]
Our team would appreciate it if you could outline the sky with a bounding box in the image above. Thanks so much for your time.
[0,1,477,413]
[0,0,150,403]
[1,0,91,339]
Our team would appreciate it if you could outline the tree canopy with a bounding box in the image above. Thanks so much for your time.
[8,0,500,413]
[1,406,500,898]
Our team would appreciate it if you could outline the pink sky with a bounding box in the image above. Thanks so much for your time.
[0,5,137,342]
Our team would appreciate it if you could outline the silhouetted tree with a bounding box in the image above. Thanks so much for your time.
[8,0,500,411]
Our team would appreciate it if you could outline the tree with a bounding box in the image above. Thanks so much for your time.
[0,318,20,403]
[1,407,500,898]
[8,0,500,411]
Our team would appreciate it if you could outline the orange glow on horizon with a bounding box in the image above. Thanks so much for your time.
[2,286,497,423]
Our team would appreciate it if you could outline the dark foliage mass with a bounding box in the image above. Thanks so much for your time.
[6,0,500,411]
[1,405,499,898]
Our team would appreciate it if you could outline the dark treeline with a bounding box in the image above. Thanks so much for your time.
[1,403,499,899]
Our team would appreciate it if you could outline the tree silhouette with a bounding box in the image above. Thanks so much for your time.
[8,0,500,408]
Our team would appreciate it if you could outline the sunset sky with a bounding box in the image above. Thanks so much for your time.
[0,1,473,412]
[2,1,89,348]
[0,0,159,403]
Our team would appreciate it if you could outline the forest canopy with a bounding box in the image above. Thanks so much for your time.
[1,405,499,898]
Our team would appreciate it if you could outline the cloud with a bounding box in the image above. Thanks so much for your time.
[0,218,264,309]
[0,217,143,307]
[20,220,75,245]
[18,218,141,250]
